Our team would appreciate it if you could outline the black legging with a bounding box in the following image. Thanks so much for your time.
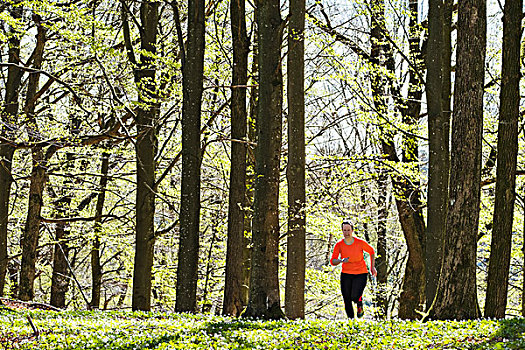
[340,273,368,318]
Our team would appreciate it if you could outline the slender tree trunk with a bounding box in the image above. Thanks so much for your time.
[395,0,426,320]
[242,20,259,306]
[91,150,109,309]
[223,0,249,317]
[132,1,160,311]
[484,0,522,319]
[18,18,47,301]
[428,0,486,320]
[285,0,306,320]
[425,0,449,309]
[243,0,284,319]
[370,0,389,319]
[522,202,525,317]
[376,170,389,318]
[0,3,23,296]
[441,0,453,118]
[50,180,72,308]
[176,0,205,313]
[50,114,78,308]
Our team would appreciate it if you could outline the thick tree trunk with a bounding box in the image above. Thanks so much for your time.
[176,0,205,313]
[428,0,486,320]
[91,151,109,309]
[0,3,23,296]
[243,0,284,319]
[425,0,450,309]
[132,1,159,311]
[285,0,306,320]
[223,0,249,317]
[18,19,47,301]
[484,0,522,319]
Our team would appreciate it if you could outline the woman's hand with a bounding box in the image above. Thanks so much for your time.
[370,266,377,277]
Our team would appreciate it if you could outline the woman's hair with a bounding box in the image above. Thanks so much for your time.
[341,220,354,230]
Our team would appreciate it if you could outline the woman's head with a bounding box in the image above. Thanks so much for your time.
[341,220,354,238]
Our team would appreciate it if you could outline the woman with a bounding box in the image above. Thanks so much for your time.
[330,220,377,318]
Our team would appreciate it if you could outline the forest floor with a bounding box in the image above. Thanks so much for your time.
[1,300,524,349]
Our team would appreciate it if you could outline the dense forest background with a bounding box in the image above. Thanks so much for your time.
[0,0,524,321]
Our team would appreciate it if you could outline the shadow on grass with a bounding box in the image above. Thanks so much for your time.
[111,320,285,349]
[472,318,525,349]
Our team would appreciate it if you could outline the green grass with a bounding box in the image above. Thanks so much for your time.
[1,309,524,349]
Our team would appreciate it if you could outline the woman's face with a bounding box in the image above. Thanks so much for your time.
[342,224,353,239]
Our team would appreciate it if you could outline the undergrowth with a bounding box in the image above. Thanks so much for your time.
[1,309,524,349]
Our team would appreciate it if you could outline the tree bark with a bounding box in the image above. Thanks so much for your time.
[90,150,109,309]
[175,0,205,313]
[484,0,522,319]
[18,17,48,301]
[223,0,249,317]
[0,3,23,296]
[428,0,486,320]
[243,0,284,319]
[425,0,450,309]
[285,0,306,320]
[132,1,160,311]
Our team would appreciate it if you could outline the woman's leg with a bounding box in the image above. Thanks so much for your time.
[340,273,354,318]
[350,273,368,316]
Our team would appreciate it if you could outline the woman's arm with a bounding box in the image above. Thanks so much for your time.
[369,253,377,276]
[330,242,342,265]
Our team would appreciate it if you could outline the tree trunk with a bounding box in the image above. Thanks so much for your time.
[484,0,522,319]
[441,0,453,120]
[522,202,525,317]
[425,0,450,309]
[369,0,390,319]
[242,19,259,306]
[285,0,306,320]
[428,0,486,320]
[132,1,160,311]
[91,150,109,309]
[223,0,249,317]
[0,3,23,296]
[175,0,205,313]
[395,0,426,320]
[370,0,426,320]
[50,116,78,308]
[375,170,389,318]
[50,205,70,308]
[243,0,284,319]
[18,18,47,301]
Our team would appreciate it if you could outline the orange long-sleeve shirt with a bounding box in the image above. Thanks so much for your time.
[330,237,375,274]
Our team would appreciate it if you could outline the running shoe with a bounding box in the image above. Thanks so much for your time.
[357,305,364,318]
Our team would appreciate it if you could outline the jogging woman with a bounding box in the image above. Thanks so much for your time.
[330,220,377,318]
